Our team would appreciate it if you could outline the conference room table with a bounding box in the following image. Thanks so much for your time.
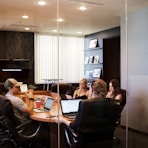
[30,92,69,148]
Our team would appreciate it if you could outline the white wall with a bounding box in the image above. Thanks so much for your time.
[121,8,148,133]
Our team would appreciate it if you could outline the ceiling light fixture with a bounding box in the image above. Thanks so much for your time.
[57,18,64,22]
[79,6,87,11]
[38,1,46,6]
[77,32,82,34]
[52,29,58,32]
[24,27,30,30]
[22,15,29,19]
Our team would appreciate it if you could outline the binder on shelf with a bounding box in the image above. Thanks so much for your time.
[89,56,94,64]
[93,55,100,63]
[93,68,101,78]
[84,57,89,64]
[85,70,93,78]
[89,38,99,49]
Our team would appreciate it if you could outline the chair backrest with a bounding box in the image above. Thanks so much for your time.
[73,99,120,140]
[0,95,20,138]
[120,89,126,108]
[51,83,72,94]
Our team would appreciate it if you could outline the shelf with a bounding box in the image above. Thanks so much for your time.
[84,63,103,65]
[0,59,30,61]
[84,47,102,51]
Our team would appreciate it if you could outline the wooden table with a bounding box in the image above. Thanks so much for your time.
[30,92,66,148]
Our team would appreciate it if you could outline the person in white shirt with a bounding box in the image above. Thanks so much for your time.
[4,78,34,122]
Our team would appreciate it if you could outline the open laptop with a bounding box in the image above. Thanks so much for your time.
[60,99,81,119]
[34,97,54,112]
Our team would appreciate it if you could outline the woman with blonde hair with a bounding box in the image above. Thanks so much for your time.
[73,78,89,99]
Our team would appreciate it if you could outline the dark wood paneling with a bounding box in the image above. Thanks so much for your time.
[103,37,120,84]
[0,31,34,84]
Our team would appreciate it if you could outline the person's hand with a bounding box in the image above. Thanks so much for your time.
[26,89,34,98]
[54,116,65,123]
[54,116,71,126]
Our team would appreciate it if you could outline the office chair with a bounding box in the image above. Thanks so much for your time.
[0,95,42,148]
[114,89,126,144]
[51,83,75,99]
[64,99,120,148]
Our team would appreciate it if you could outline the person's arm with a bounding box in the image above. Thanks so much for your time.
[21,89,34,114]
[73,89,78,99]
[55,116,71,126]
[115,94,122,103]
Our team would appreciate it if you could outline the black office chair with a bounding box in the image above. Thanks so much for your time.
[51,83,75,99]
[114,89,126,144]
[64,99,120,148]
[0,95,42,148]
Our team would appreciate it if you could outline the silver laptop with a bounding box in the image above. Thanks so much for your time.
[34,97,54,112]
[60,99,81,119]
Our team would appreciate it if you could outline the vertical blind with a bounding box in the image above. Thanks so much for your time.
[35,33,84,84]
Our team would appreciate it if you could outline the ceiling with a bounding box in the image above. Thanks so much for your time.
[0,0,148,36]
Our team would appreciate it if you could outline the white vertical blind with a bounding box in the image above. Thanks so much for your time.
[35,33,84,84]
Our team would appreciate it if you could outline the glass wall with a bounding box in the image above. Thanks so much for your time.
[56,0,148,148]
[1,0,148,148]
[56,0,127,148]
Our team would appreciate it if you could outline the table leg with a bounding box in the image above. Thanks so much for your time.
[50,123,66,148]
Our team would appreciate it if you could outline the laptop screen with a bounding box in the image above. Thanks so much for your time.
[61,99,81,114]
[44,97,54,110]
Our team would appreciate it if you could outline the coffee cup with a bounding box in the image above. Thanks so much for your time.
[35,100,41,108]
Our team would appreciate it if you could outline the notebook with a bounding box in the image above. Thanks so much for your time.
[60,99,81,119]
[34,97,54,112]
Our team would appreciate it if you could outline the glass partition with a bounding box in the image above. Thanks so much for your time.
[55,0,148,148]
[2,0,147,147]
[56,0,127,148]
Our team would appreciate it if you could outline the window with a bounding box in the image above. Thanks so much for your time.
[35,33,84,84]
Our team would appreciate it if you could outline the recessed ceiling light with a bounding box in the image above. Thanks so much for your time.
[77,32,82,34]
[79,6,87,11]
[57,18,64,22]
[38,1,46,6]
[52,29,58,32]
[24,27,30,30]
[22,15,29,19]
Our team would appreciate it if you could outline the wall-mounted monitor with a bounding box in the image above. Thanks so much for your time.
[89,38,99,49]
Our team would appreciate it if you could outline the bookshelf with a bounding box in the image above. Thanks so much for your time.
[84,28,120,85]
[84,38,103,83]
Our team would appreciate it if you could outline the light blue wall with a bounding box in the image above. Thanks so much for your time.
[121,8,148,133]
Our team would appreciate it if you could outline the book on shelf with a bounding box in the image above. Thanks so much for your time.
[89,56,94,64]
[84,57,89,64]
[93,55,100,64]
[93,68,101,78]
[85,70,93,78]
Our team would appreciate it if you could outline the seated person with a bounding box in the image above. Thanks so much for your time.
[106,79,123,103]
[4,78,50,147]
[55,78,107,127]
[73,78,89,99]
[4,78,34,122]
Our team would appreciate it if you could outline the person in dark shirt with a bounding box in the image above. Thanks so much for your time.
[73,78,89,99]
[106,79,123,103]
[55,78,107,127]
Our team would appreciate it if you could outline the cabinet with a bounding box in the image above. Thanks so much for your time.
[84,38,103,83]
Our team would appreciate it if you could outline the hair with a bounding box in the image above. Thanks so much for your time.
[4,79,14,89]
[91,79,107,98]
[109,79,121,96]
[80,78,87,84]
